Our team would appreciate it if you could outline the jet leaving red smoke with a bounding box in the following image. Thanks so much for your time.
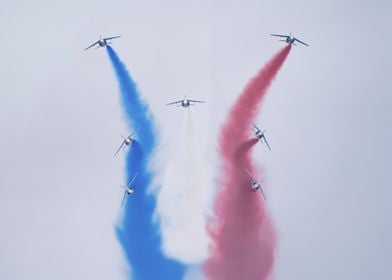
[204,45,291,280]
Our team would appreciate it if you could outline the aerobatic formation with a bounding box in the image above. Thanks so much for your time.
[85,33,306,280]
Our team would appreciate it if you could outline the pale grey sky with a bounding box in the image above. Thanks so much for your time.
[0,0,391,279]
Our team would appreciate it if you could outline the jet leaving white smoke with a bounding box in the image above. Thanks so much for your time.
[157,110,211,265]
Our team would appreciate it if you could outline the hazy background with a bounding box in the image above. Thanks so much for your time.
[0,0,391,279]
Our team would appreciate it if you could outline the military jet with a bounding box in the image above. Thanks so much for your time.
[270,33,309,46]
[166,96,205,108]
[115,133,135,156]
[120,173,137,207]
[245,169,267,201]
[251,123,271,151]
[84,35,121,50]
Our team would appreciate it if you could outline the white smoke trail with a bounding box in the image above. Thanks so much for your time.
[183,265,204,280]
[157,109,211,265]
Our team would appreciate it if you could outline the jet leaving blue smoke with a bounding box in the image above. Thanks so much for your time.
[106,46,185,280]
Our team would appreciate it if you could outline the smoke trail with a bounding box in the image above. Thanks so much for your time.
[158,110,210,264]
[106,46,185,280]
[204,45,291,280]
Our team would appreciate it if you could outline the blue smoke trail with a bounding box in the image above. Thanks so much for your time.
[106,45,185,280]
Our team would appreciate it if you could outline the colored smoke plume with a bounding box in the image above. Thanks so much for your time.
[106,46,185,280]
[204,45,291,280]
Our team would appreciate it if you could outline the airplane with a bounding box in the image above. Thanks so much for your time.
[270,33,309,46]
[114,133,135,156]
[245,168,267,201]
[120,173,137,207]
[84,35,121,50]
[166,96,205,108]
[251,123,271,151]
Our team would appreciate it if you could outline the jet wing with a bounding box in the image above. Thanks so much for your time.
[262,135,271,151]
[270,34,289,38]
[294,38,309,46]
[259,188,267,201]
[84,40,99,51]
[245,168,257,182]
[114,141,125,156]
[166,100,182,105]
[128,173,138,186]
[188,99,205,103]
[104,36,121,41]
[251,122,260,131]
[121,191,127,207]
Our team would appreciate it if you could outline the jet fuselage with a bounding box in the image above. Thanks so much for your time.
[98,39,106,47]
[287,36,295,44]
[182,99,190,107]
[126,188,135,195]
[252,182,261,191]
[255,130,264,139]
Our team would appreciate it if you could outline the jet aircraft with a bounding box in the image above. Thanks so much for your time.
[270,33,309,46]
[115,133,135,156]
[84,35,121,50]
[245,169,267,201]
[120,173,137,207]
[251,123,271,151]
[166,96,205,108]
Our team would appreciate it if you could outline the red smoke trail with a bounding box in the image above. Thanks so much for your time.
[204,45,291,280]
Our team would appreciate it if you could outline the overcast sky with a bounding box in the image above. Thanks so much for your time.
[1,0,391,279]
